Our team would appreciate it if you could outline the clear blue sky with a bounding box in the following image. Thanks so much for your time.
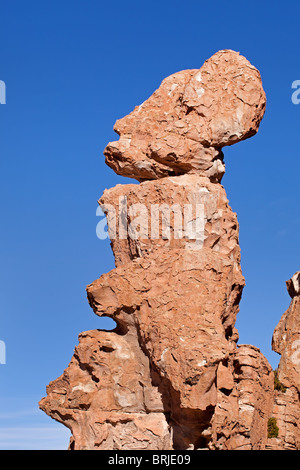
[0,0,299,449]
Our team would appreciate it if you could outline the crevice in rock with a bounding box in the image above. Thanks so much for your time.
[132,308,215,450]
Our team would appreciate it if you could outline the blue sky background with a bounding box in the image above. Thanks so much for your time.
[0,0,299,449]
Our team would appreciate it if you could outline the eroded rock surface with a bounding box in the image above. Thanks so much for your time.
[41,329,171,450]
[104,50,266,183]
[211,345,274,450]
[40,50,299,450]
[267,273,300,450]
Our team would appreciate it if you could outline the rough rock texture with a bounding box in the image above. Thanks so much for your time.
[104,49,266,183]
[43,329,172,450]
[211,345,274,450]
[266,273,300,450]
[40,50,299,450]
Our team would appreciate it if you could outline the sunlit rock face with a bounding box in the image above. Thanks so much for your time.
[267,272,300,450]
[40,50,299,450]
[104,50,266,183]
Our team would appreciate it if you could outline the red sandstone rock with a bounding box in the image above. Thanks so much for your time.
[211,345,274,450]
[104,50,266,183]
[286,271,300,299]
[39,50,299,450]
[267,273,300,449]
[40,329,171,449]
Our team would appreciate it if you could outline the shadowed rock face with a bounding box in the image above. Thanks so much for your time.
[40,50,298,450]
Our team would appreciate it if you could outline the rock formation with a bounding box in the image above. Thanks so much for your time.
[39,50,299,450]
[104,50,265,183]
[266,272,300,449]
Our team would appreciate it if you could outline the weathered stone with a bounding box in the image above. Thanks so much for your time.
[39,329,172,450]
[104,49,266,183]
[286,271,300,298]
[40,50,299,450]
[268,274,300,449]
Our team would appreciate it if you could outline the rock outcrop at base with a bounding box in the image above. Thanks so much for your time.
[39,50,299,450]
